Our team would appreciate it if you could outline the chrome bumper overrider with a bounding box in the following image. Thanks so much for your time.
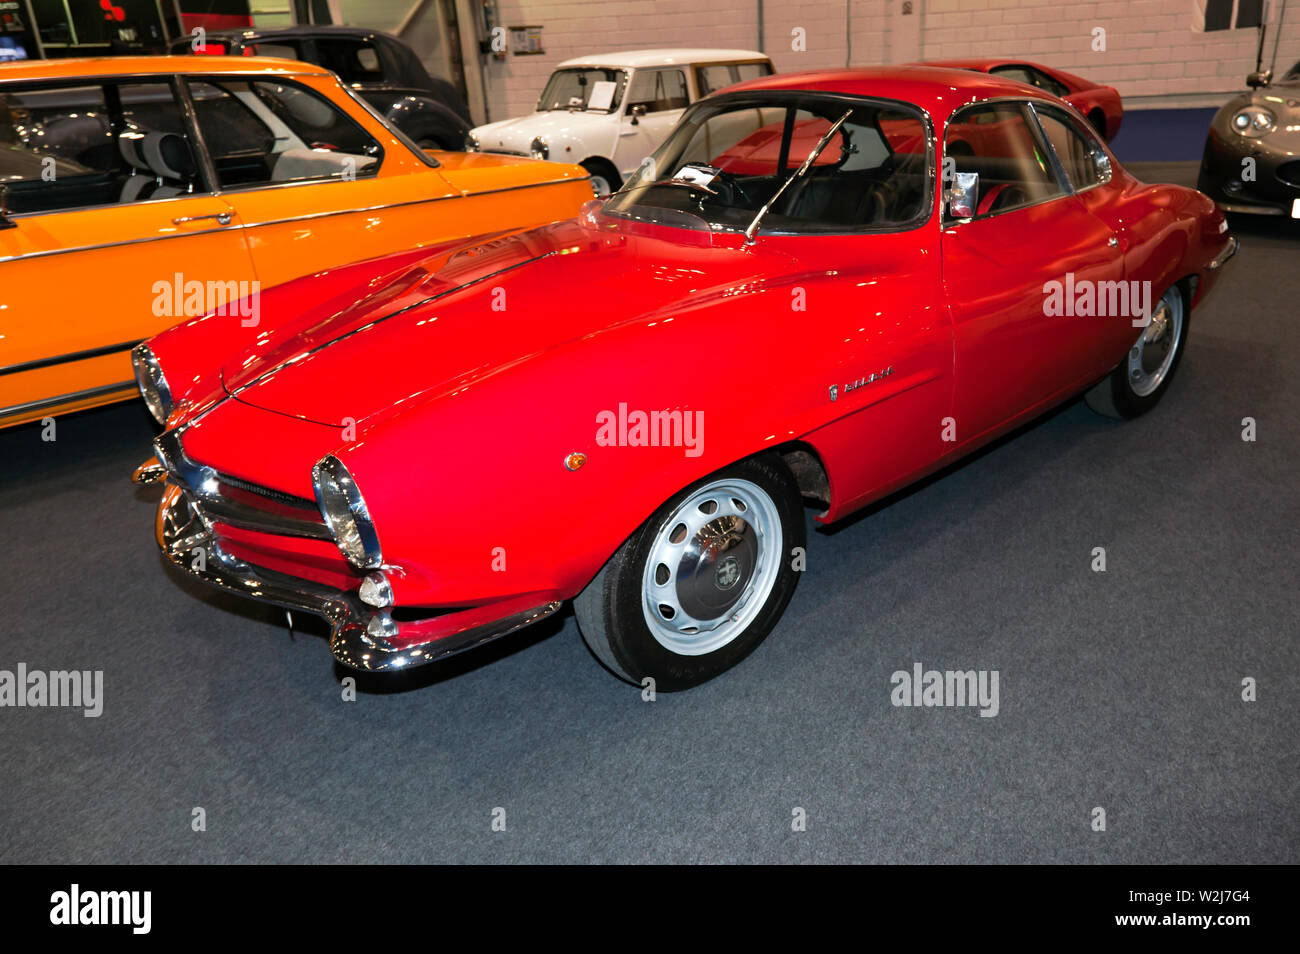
[144,475,561,672]
[1207,235,1239,271]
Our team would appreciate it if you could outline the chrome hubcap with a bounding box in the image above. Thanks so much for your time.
[642,478,782,656]
[589,175,613,196]
[1128,288,1183,398]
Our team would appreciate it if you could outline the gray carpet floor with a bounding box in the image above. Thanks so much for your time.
[2,163,1297,863]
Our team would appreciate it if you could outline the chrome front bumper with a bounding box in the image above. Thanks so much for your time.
[143,476,561,672]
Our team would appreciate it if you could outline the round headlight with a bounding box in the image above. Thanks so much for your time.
[1230,105,1276,137]
[530,136,549,160]
[312,455,383,570]
[131,343,172,425]
[463,132,480,152]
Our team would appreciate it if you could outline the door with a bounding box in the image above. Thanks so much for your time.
[612,67,689,180]
[0,78,255,428]
[940,101,1124,444]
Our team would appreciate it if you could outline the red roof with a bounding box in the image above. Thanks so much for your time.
[718,65,1059,118]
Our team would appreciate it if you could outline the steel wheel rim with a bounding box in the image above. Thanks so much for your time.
[1128,288,1183,398]
[641,477,783,656]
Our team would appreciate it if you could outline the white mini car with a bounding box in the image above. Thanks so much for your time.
[468,48,773,194]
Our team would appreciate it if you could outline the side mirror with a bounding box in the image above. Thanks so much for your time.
[1246,69,1272,88]
[945,171,979,219]
[629,104,647,125]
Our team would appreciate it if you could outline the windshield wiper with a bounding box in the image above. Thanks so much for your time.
[744,108,853,244]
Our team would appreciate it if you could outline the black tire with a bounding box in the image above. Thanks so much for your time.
[1085,282,1190,419]
[575,455,805,691]
[580,158,621,196]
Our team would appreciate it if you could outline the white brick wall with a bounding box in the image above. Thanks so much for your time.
[344,1,1299,121]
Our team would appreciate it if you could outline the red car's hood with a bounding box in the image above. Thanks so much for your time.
[221,219,766,427]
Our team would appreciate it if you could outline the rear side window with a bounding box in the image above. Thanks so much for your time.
[315,40,385,84]
[189,79,382,189]
[1034,105,1108,191]
[0,80,206,215]
[626,69,689,113]
[695,61,773,97]
[944,102,1065,220]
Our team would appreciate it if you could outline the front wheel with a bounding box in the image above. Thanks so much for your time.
[1085,282,1188,418]
[580,158,621,196]
[575,455,805,691]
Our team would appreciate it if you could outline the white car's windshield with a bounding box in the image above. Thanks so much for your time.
[537,68,628,112]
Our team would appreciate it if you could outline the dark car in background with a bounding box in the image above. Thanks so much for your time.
[173,25,472,150]
[1197,58,1300,218]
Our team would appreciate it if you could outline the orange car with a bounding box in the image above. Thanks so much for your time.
[0,56,593,429]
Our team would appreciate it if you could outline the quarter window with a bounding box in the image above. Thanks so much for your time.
[189,79,382,189]
[944,102,1065,220]
[1034,106,1107,191]
[0,80,206,215]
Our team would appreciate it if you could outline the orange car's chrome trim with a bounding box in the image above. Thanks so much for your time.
[0,225,234,264]
[0,381,137,422]
[0,339,142,378]
[0,177,589,265]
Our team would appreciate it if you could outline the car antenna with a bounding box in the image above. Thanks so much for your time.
[744,108,853,245]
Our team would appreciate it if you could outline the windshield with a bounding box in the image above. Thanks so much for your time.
[536,68,628,112]
[603,93,932,235]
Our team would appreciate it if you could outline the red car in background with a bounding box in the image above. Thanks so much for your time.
[922,59,1123,141]
[133,67,1231,691]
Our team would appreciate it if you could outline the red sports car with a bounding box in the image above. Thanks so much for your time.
[921,59,1123,141]
[133,67,1233,690]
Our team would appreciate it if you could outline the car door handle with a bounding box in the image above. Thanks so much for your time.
[172,212,232,226]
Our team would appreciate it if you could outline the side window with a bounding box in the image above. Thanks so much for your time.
[1034,107,1107,191]
[189,79,382,189]
[944,102,1065,220]
[695,62,772,97]
[0,81,205,215]
[990,64,1069,99]
[626,69,688,113]
[247,42,303,61]
[315,40,386,84]
[1026,68,1070,98]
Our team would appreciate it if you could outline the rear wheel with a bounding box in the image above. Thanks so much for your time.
[575,455,804,691]
[1085,282,1188,418]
